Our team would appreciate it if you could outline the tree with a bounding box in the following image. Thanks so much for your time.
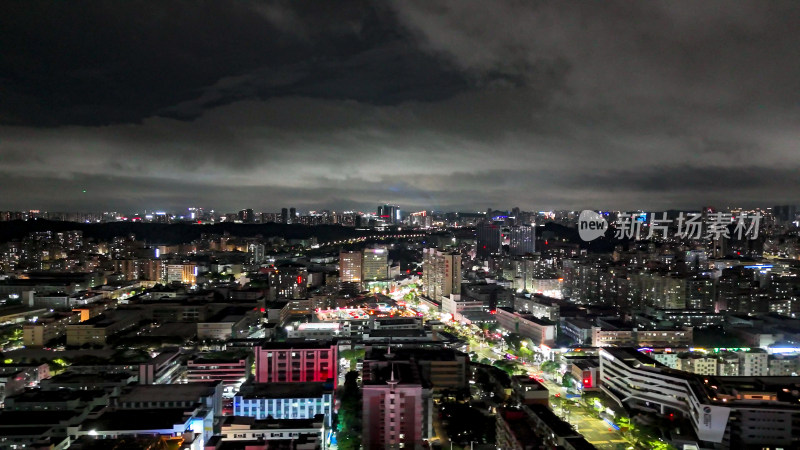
[493,359,524,376]
[339,348,365,371]
[440,400,496,445]
[541,360,559,373]
[561,375,573,388]
[336,371,362,450]
[503,333,524,351]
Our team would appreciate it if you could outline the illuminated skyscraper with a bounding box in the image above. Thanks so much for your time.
[509,225,536,256]
[422,248,461,302]
[339,251,362,284]
[362,248,389,281]
[377,204,400,224]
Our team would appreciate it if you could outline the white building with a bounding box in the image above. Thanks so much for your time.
[599,347,800,448]
[441,294,483,319]
[738,350,769,376]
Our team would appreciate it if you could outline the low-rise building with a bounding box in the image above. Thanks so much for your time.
[197,307,258,341]
[496,307,556,347]
[441,293,484,319]
[116,381,223,416]
[600,347,800,448]
[677,353,718,376]
[186,353,252,393]
[233,381,333,425]
[510,376,549,406]
[569,359,599,391]
[65,312,140,346]
[514,294,560,322]
[254,341,337,384]
[22,311,81,347]
[215,415,326,445]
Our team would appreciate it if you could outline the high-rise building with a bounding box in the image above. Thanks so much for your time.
[362,248,389,281]
[362,362,432,449]
[422,248,461,302]
[511,207,522,225]
[289,208,297,224]
[267,265,308,300]
[281,208,289,224]
[247,243,266,264]
[773,205,798,224]
[339,251,362,284]
[238,208,254,223]
[738,350,769,376]
[377,204,401,224]
[509,225,535,256]
[477,223,502,258]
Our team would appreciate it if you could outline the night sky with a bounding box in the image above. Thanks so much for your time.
[2,1,800,213]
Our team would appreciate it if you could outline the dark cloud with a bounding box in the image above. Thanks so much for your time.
[1,1,799,212]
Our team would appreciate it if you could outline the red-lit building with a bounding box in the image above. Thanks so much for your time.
[254,340,337,383]
[570,359,599,391]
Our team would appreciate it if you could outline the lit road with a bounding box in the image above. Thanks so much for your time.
[450,320,633,450]
[538,378,629,450]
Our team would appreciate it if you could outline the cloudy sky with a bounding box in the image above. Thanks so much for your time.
[2,1,800,214]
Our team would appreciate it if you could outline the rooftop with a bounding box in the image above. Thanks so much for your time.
[256,340,335,350]
[81,408,193,431]
[525,404,578,437]
[0,410,79,426]
[236,381,333,399]
[118,382,220,403]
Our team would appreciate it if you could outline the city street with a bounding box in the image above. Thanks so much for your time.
[433,316,635,450]
[538,377,629,450]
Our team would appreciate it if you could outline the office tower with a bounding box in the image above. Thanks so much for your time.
[281,208,289,224]
[339,251,363,284]
[422,248,461,302]
[377,204,400,224]
[289,208,297,224]
[362,248,389,281]
[477,223,502,258]
[509,225,535,256]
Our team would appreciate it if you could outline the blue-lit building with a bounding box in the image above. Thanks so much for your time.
[233,381,333,427]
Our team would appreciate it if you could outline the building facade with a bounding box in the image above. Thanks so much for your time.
[254,342,337,384]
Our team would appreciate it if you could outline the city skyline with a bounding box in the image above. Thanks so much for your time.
[4,3,800,449]
[2,1,800,212]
